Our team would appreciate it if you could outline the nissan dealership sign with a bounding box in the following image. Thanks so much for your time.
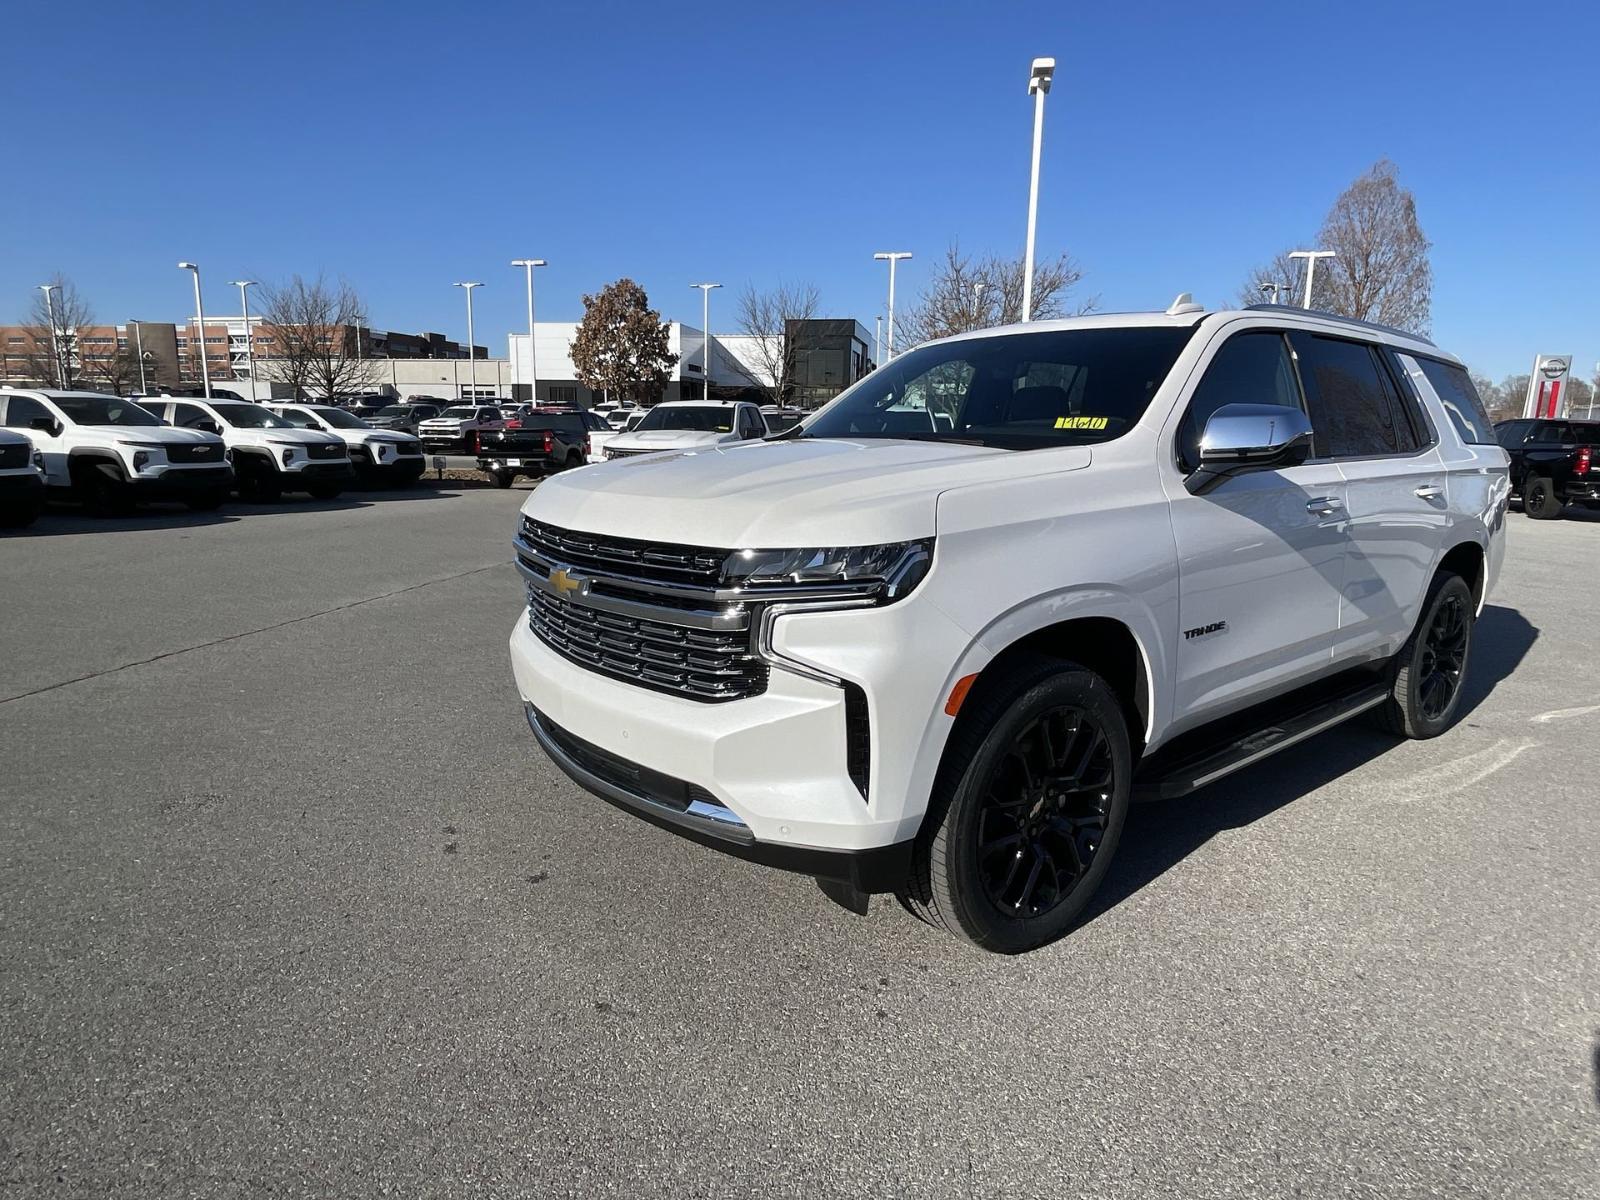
[1523,355,1572,418]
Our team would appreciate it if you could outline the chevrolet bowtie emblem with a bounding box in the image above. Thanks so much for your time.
[549,567,585,598]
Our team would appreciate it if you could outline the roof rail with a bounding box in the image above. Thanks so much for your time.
[1243,303,1435,346]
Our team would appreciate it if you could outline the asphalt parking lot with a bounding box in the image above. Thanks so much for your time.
[2,491,1597,1198]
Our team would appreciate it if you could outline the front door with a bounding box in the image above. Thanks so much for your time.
[1165,327,1351,728]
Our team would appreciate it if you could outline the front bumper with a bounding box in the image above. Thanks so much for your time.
[524,702,912,890]
[284,462,355,483]
[0,472,45,501]
[1562,479,1600,503]
[128,465,235,497]
[359,456,426,482]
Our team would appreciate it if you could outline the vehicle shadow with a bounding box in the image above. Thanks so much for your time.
[18,506,240,535]
[1081,603,1538,929]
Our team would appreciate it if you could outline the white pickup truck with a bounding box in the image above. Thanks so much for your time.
[137,396,353,502]
[597,400,769,460]
[1,388,232,513]
[507,301,1508,952]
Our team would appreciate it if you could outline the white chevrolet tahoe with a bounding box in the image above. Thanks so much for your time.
[600,400,769,460]
[1,388,232,513]
[138,396,353,502]
[507,301,1509,952]
[0,427,47,528]
[267,403,426,486]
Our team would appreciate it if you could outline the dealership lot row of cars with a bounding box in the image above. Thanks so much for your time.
[0,386,810,528]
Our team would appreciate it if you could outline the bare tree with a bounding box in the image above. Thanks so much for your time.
[81,334,144,396]
[1239,160,1432,332]
[732,280,820,405]
[896,243,1089,349]
[21,274,93,388]
[256,275,381,401]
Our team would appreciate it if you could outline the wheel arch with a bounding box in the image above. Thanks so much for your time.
[67,448,127,480]
[1436,538,1487,610]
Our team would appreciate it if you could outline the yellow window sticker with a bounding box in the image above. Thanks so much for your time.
[1054,416,1109,430]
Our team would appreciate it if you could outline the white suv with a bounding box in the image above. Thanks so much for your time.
[266,403,426,486]
[599,400,769,460]
[138,396,353,502]
[1,388,232,513]
[506,301,1509,952]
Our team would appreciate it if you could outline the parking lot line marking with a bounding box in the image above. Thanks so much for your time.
[1529,704,1600,724]
[1401,737,1538,800]
[0,561,511,708]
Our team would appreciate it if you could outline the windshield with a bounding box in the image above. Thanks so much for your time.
[53,396,162,427]
[636,406,735,433]
[211,402,290,430]
[376,406,409,417]
[800,326,1197,449]
[310,406,368,429]
[440,407,477,419]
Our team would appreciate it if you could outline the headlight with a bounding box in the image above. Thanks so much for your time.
[722,540,933,603]
[32,451,44,470]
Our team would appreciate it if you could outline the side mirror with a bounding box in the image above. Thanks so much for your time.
[30,415,62,437]
[200,420,222,435]
[1185,403,1314,495]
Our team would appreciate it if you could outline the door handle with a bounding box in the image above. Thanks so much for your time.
[1414,484,1445,500]
[1306,496,1343,516]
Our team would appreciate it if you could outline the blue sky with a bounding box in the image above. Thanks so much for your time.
[2,0,1594,382]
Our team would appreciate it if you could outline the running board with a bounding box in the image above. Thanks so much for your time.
[1134,681,1389,801]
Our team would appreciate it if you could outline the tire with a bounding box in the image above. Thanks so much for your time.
[1373,572,1475,739]
[1523,476,1563,520]
[75,461,132,516]
[307,485,343,501]
[184,489,227,512]
[238,460,282,504]
[490,469,514,489]
[564,452,583,471]
[898,659,1132,954]
[0,499,43,529]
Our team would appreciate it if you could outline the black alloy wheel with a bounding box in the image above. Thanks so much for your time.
[976,707,1114,917]
[1417,588,1469,722]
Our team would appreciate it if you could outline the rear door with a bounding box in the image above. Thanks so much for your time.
[1288,332,1447,662]
[1166,327,1351,723]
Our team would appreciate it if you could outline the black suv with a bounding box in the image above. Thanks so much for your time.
[366,402,445,435]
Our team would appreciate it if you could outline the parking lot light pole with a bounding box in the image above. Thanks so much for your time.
[177,262,211,399]
[229,281,257,390]
[131,321,148,393]
[874,315,882,366]
[1287,250,1336,310]
[1022,56,1054,323]
[453,282,483,399]
[873,252,912,357]
[37,284,63,388]
[690,283,721,400]
[512,260,546,403]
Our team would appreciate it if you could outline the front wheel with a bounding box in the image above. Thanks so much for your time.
[184,489,227,512]
[899,659,1132,954]
[1373,572,1475,739]
[1524,476,1563,520]
[307,485,343,501]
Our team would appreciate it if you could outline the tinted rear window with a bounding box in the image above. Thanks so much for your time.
[1416,358,1496,445]
[1290,334,1413,458]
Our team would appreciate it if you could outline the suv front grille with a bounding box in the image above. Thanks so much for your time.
[527,585,766,703]
[167,442,224,464]
[305,442,346,460]
[521,517,727,586]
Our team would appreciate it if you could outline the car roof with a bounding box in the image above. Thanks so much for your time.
[0,388,124,400]
[928,303,1450,364]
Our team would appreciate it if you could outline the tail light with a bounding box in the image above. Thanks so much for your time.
[543,430,553,454]
[1578,446,1592,477]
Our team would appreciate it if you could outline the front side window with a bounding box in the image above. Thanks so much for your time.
[1290,334,1411,458]
[2,395,49,428]
[170,402,213,429]
[636,406,736,433]
[1416,358,1496,445]
[801,326,1196,449]
[1177,330,1303,472]
[51,395,162,427]
[274,407,318,429]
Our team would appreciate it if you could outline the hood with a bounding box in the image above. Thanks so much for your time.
[99,426,222,446]
[361,431,416,446]
[255,428,345,447]
[523,437,1090,547]
[607,429,729,450]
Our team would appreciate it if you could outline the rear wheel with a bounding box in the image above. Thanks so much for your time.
[1374,572,1475,739]
[564,451,583,471]
[308,485,343,501]
[489,469,514,488]
[1524,476,1563,519]
[898,659,1131,953]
